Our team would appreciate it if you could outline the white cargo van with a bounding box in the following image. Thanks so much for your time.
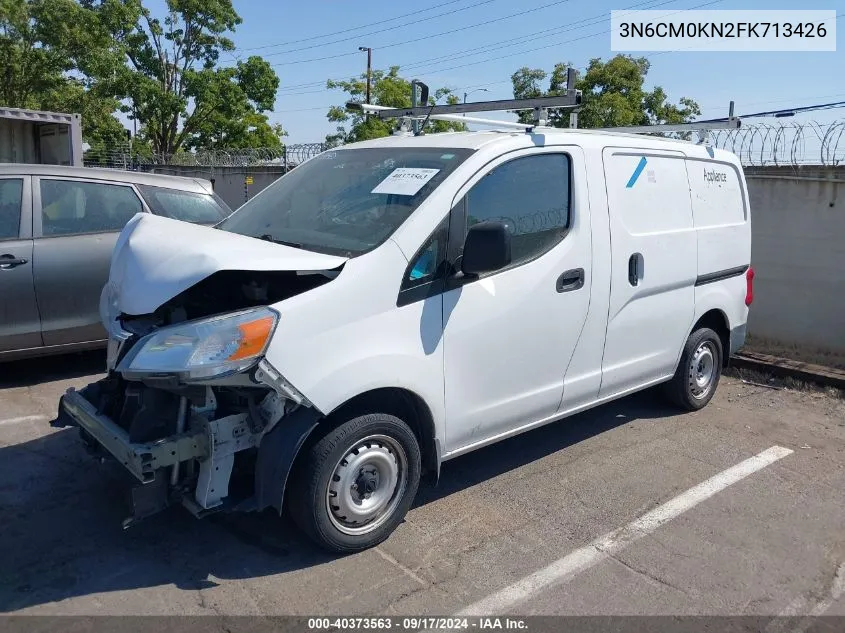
[56,121,753,553]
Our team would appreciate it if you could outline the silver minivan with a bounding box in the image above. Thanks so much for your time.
[0,165,232,361]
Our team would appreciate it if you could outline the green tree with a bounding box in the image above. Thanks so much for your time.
[512,55,700,129]
[0,0,125,145]
[325,66,466,147]
[92,0,283,154]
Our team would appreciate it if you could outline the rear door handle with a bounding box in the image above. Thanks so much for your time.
[628,253,643,286]
[0,254,28,269]
[557,268,585,292]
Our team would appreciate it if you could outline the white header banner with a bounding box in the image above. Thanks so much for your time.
[611,10,837,52]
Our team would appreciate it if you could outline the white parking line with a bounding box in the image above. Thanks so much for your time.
[456,445,794,616]
[0,414,48,426]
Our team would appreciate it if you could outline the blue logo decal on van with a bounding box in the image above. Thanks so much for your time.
[626,156,648,188]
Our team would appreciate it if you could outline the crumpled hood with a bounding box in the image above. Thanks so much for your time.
[103,213,347,317]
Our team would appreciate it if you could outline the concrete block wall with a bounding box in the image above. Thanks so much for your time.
[745,166,845,353]
[148,165,285,211]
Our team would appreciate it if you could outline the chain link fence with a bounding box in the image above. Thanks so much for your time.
[83,120,845,174]
[83,143,328,170]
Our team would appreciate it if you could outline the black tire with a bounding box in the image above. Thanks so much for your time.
[663,327,723,411]
[287,413,421,554]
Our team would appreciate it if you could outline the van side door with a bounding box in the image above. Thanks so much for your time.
[0,176,42,353]
[32,177,144,346]
[442,148,593,453]
[599,148,696,397]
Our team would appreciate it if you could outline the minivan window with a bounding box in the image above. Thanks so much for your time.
[463,153,571,267]
[138,185,230,224]
[40,179,143,236]
[0,178,23,240]
[217,148,474,257]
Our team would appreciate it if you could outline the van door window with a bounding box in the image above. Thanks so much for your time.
[0,178,23,240]
[463,153,571,268]
[40,180,143,236]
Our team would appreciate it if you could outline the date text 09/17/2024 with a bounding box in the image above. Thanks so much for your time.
[306,617,529,630]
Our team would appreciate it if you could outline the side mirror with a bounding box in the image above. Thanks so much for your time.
[461,220,512,276]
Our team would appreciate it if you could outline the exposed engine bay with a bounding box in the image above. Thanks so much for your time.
[63,369,297,527]
[121,268,337,332]
[57,267,337,528]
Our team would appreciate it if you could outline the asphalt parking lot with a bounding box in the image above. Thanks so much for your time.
[1,351,844,621]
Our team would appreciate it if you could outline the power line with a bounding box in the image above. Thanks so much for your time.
[399,0,676,72]
[702,100,845,122]
[277,95,845,117]
[237,0,471,51]
[276,0,673,92]
[277,105,334,113]
[697,93,845,115]
[275,6,841,110]
[392,0,724,78]
[274,0,590,82]
[258,0,502,59]
[269,0,576,65]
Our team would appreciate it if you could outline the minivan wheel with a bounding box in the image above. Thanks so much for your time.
[287,413,421,554]
[663,327,723,411]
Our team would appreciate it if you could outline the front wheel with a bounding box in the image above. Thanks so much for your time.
[287,413,421,553]
[663,327,723,411]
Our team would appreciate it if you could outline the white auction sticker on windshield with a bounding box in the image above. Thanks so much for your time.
[371,168,440,196]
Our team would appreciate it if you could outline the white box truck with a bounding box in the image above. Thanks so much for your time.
[0,106,83,167]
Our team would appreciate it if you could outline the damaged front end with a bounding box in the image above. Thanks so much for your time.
[55,214,340,527]
[58,301,316,527]
[59,355,303,528]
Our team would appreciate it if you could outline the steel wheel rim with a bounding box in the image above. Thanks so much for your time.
[326,434,408,536]
[689,341,717,399]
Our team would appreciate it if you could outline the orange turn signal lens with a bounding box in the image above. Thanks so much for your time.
[227,315,276,361]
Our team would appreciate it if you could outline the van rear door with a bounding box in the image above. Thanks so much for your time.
[599,148,697,397]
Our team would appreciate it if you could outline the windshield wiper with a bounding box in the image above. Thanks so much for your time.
[258,234,302,249]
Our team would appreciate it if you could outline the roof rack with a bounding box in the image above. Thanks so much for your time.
[345,72,741,140]
[347,67,582,134]
[595,102,742,142]
[594,118,742,134]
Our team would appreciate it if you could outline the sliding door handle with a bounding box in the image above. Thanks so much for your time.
[628,253,643,286]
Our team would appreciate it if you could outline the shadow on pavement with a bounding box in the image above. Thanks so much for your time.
[416,389,678,507]
[0,350,107,389]
[0,389,676,613]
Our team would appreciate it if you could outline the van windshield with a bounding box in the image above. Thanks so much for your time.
[217,147,473,257]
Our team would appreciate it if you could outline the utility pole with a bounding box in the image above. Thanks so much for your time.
[566,67,579,129]
[359,46,372,105]
[359,46,372,123]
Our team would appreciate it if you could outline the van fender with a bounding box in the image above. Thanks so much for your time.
[679,282,745,369]
[253,406,321,513]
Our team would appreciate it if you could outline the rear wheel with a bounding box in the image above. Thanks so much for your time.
[287,413,421,553]
[663,327,723,411]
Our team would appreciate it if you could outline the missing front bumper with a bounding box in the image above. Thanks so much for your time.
[60,388,209,484]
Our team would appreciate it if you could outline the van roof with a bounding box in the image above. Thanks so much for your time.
[341,127,734,156]
[0,163,213,193]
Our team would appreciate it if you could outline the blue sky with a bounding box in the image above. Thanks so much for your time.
[153,0,843,143]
